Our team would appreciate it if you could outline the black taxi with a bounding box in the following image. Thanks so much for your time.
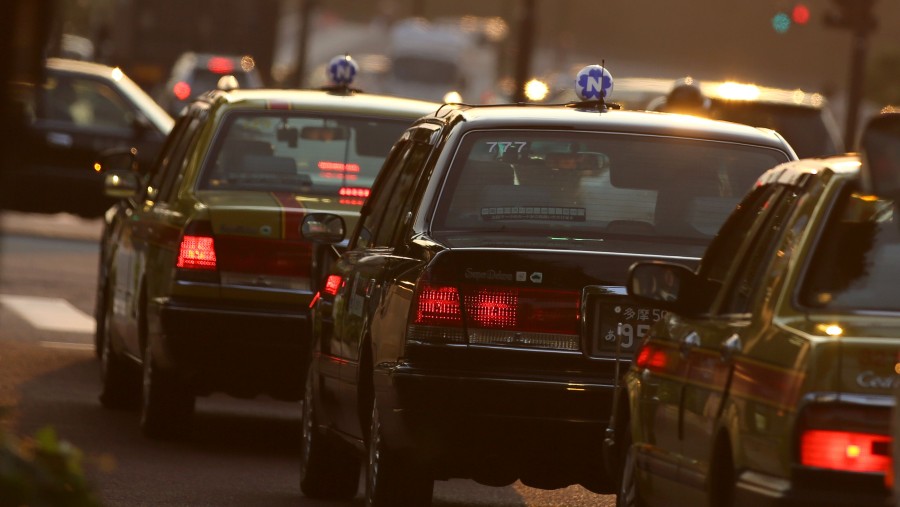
[298,65,797,505]
[94,56,437,438]
[615,112,900,506]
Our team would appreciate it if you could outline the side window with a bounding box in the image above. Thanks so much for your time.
[44,75,132,129]
[373,141,432,246]
[354,139,411,250]
[719,187,801,314]
[149,117,201,203]
[693,184,780,311]
[143,115,192,191]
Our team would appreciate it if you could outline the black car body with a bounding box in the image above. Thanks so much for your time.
[4,58,173,216]
[300,99,797,505]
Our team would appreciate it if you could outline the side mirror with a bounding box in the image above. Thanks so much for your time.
[627,261,697,314]
[104,170,141,199]
[301,213,346,244]
[860,112,900,199]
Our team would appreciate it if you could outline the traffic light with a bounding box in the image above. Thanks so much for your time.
[825,0,877,32]
[792,3,811,24]
[771,3,812,34]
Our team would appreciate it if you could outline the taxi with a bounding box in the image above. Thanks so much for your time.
[297,65,797,505]
[615,112,900,506]
[93,56,437,438]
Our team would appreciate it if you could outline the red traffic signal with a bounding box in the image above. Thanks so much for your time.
[792,4,811,24]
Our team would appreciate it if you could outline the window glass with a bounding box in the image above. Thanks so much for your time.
[354,140,411,250]
[800,188,899,312]
[720,189,800,314]
[45,76,133,129]
[198,112,411,195]
[433,130,790,245]
[150,117,199,203]
[373,142,432,246]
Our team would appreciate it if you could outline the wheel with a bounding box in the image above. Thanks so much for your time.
[364,398,433,507]
[139,341,194,439]
[98,283,139,409]
[299,366,360,499]
[617,430,644,507]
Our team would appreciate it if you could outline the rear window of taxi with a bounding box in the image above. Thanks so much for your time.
[800,189,899,312]
[198,111,412,195]
[433,130,791,244]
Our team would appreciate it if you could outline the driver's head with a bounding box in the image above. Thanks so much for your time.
[664,77,709,116]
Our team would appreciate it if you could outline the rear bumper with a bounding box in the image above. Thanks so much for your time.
[735,468,891,507]
[153,298,310,400]
[374,364,614,479]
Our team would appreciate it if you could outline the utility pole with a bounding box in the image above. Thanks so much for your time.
[825,0,878,149]
[294,0,317,88]
[511,0,536,103]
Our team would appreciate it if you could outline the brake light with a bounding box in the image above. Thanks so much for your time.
[323,275,342,296]
[207,57,234,74]
[177,235,217,270]
[173,81,191,101]
[634,344,667,371]
[318,161,361,173]
[800,430,891,474]
[339,187,370,198]
[415,285,462,325]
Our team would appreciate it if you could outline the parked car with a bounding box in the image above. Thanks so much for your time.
[298,65,797,506]
[157,52,264,116]
[3,58,173,217]
[613,112,900,506]
[94,60,437,438]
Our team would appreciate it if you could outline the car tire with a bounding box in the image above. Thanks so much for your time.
[98,284,139,409]
[139,341,194,439]
[299,366,360,500]
[616,430,644,507]
[364,398,432,507]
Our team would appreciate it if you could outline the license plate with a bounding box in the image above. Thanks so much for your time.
[583,288,666,358]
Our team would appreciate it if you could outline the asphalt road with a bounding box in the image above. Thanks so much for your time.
[0,211,614,506]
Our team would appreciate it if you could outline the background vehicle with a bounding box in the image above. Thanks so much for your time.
[94,73,437,439]
[2,58,173,217]
[157,52,265,116]
[298,68,796,506]
[613,113,900,506]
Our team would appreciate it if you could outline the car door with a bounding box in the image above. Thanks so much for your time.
[331,133,436,438]
[110,113,202,357]
[677,185,802,502]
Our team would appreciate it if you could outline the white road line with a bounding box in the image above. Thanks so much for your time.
[40,342,94,351]
[0,294,95,334]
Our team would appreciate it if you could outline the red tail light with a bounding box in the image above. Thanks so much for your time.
[207,57,234,74]
[408,281,579,351]
[177,235,217,270]
[634,344,668,371]
[800,429,891,474]
[173,81,191,100]
[323,275,342,296]
[318,161,361,173]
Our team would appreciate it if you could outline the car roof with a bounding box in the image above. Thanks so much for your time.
[757,154,861,187]
[202,88,441,118]
[46,57,123,79]
[426,104,795,150]
[615,76,830,109]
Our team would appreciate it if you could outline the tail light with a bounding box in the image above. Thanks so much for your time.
[323,275,342,296]
[175,221,219,283]
[800,430,891,473]
[338,187,370,198]
[207,57,234,74]
[407,279,579,351]
[634,343,668,371]
[797,403,892,475]
[173,81,191,101]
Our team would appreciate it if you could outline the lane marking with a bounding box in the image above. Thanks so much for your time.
[0,294,95,334]
[40,342,94,351]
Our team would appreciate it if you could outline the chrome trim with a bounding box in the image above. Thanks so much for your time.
[391,370,615,390]
[448,247,700,262]
[467,344,583,355]
[173,279,312,296]
[800,391,894,408]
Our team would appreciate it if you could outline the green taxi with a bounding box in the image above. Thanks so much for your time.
[613,113,900,506]
[94,56,437,438]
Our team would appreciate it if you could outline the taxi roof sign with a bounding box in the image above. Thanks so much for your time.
[327,54,359,87]
[575,65,614,102]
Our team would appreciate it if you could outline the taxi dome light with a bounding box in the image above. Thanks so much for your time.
[443,91,463,104]
[327,54,358,87]
[574,65,614,102]
[524,79,549,102]
[217,75,240,91]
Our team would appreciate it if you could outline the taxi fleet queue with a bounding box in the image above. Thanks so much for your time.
[84,54,900,507]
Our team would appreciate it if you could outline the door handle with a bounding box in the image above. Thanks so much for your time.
[364,278,377,299]
[680,331,699,357]
[720,333,742,362]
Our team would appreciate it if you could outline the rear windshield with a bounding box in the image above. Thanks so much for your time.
[198,111,412,195]
[710,101,842,159]
[800,189,899,312]
[432,130,791,245]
